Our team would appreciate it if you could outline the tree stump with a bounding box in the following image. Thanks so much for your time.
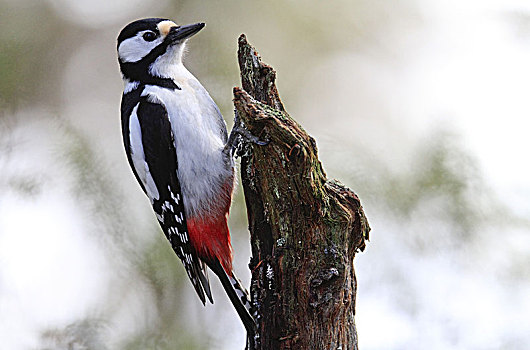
[234,35,370,350]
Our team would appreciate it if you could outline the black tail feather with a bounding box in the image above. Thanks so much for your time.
[199,261,214,304]
[208,259,256,335]
[186,259,208,305]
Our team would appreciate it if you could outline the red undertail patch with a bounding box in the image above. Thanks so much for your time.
[187,214,233,274]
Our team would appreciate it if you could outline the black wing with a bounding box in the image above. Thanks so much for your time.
[127,94,213,304]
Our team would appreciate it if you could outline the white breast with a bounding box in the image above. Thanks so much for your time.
[141,65,234,219]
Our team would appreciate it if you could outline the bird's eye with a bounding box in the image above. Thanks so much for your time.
[143,32,157,42]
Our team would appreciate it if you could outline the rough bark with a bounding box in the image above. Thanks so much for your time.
[234,35,370,350]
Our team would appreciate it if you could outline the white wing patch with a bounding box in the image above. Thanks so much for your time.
[129,104,160,202]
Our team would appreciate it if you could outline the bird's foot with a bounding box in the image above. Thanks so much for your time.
[224,110,269,158]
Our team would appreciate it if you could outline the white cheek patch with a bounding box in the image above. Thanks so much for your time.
[118,31,164,63]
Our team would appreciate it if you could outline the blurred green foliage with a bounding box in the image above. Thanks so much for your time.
[0,3,69,108]
[385,130,485,238]
[341,127,509,252]
[39,318,109,350]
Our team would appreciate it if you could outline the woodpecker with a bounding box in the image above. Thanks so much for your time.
[117,18,256,333]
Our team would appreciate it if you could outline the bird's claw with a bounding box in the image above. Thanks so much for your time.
[224,110,269,157]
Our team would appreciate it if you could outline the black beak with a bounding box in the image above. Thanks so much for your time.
[167,22,205,43]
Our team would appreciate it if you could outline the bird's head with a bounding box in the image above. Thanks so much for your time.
[117,18,204,83]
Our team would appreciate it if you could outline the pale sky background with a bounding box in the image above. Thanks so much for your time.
[1,0,529,349]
